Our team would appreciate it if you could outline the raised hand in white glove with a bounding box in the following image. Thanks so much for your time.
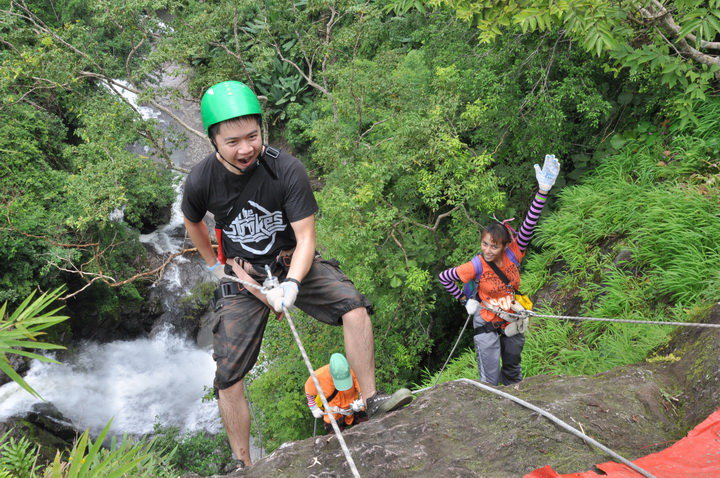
[310,406,323,418]
[465,299,481,315]
[534,154,561,192]
[265,280,300,313]
[351,399,365,413]
[207,260,226,282]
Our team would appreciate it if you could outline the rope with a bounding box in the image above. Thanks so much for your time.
[244,385,264,458]
[455,378,657,478]
[479,304,720,328]
[221,271,360,474]
[282,305,362,478]
[432,313,472,389]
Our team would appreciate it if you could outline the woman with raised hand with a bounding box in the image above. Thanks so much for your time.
[438,155,561,386]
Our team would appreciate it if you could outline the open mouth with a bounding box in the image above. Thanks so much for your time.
[236,157,256,168]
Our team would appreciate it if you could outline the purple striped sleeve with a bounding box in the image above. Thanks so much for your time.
[438,267,464,300]
[516,191,548,251]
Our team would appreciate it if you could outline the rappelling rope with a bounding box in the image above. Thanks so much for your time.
[282,305,362,478]
[244,384,264,458]
[480,304,720,328]
[220,273,361,477]
[455,378,657,478]
[432,313,472,389]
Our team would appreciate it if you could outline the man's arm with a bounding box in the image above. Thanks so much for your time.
[184,217,217,266]
[286,214,316,283]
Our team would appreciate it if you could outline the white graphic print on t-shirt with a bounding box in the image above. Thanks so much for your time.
[224,200,287,255]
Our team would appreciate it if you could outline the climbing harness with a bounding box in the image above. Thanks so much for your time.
[223,268,362,478]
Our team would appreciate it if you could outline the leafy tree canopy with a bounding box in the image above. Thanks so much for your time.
[423,0,720,126]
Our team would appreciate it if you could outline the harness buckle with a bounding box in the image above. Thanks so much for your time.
[264,146,280,159]
[221,282,236,297]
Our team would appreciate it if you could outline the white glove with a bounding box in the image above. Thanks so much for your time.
[465,299,481,315]
[534,154,560,192]
[310,406,323,418]
[207,260,226,281]
[265,280,299,313]
[351,399,364,412]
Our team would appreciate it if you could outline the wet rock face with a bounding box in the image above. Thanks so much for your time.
[191,305,720,478]
[0,403,76,464]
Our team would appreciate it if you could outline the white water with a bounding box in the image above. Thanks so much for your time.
[0,326,221,437]
[101,79,162,121]
[139,179,187,256]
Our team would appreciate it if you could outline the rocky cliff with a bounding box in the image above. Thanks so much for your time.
[192,303,719,478]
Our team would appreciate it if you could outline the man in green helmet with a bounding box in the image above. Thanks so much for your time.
[181,81,412,468]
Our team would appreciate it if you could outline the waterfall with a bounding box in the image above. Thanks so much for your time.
[0,325,220,436]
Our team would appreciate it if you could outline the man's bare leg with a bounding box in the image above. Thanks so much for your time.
[342,307,377,401]
[218,380,252,466]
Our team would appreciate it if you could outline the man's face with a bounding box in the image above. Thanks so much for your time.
[214,118,263,174]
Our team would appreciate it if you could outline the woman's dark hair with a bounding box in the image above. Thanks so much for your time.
[482,222,512,246]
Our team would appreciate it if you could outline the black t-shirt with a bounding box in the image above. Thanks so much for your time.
[181,148,319,265]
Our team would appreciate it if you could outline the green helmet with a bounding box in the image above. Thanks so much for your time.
[329,353,352,391]
[200,80,262,136]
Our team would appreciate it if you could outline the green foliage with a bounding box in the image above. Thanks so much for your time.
[151,424,231,476]
[430,0,720,126]
[43,421,175,478]
[0,0,176,308]
[0,287,68,398]
[0,432,41,478]
[418,345,477,388]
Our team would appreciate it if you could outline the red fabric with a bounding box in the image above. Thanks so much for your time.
[214,227,226,264]
[525,409,720,478]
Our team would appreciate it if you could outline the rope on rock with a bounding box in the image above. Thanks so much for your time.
[283,305,362,478]
[456,378,656,478]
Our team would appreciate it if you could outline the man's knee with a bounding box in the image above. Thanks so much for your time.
[342,307,371,325]
[218,379,246,402]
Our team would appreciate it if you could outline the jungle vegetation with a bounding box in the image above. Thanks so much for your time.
[1,0,718,472]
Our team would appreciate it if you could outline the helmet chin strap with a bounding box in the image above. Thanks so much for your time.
[213,142,260,174]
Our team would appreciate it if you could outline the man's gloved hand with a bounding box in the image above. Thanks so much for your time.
[465,299,481,315]
[351,399,365,413]
[310,406,323,418]
[207,260,226,282]
[534,154,560,192]
[266,280,299,313]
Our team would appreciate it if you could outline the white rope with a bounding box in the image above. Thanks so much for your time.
[432,313,472,388]
[282,305,362,478]
[455,378,657,478]
[479,304,720,328]
[221,270,360,475]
